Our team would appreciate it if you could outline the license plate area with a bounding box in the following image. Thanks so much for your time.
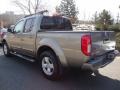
[107,53,115,60]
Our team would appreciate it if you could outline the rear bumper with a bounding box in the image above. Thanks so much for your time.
[82,50,119,70]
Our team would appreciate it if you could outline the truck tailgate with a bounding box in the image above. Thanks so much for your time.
[91,31,116,56]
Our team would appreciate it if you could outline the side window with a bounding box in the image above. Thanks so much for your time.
[40,16,54,30]
[14,20,24,33]
[40,16,72,31]
[23,18,35,33]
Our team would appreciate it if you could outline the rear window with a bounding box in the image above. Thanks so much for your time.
[40,16,72,31]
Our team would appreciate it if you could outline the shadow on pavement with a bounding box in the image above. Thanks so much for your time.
[61,69,120,90]
[117,53,120,56]
[0,55,120,90]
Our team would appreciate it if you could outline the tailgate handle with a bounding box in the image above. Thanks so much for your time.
[104,38,109,41]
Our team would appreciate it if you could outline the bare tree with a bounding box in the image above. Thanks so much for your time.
[13,0,43,15]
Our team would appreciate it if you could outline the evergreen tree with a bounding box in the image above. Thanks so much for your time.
[94,9,113,30]
[56,0,78,23]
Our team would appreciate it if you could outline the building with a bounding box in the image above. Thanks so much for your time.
[0,11,24,28]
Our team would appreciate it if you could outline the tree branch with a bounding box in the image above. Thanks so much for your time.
[13,0,42,14]
[13,0,32,14]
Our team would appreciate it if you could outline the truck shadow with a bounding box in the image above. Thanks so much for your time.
[117,53,120,56]
[0,55,120,90]
[61,70,120,90]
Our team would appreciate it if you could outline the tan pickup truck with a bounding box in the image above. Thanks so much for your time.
[2,14,118,80]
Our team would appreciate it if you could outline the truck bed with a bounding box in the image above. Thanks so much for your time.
[37,30,115,67]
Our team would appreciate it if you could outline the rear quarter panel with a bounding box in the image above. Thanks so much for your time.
[36,31,90,67]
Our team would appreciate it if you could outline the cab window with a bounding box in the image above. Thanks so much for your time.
[40,16,73,31]
[14,20,24,33]
[23,18,35,33]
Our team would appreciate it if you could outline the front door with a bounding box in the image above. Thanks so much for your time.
[9,20,25,53]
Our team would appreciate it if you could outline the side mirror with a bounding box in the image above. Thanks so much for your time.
[7,28,13,33]
[8,25,15,33]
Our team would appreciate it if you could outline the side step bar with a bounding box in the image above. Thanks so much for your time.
[11,52,35,62]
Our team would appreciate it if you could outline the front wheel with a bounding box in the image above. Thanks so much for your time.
[3,42,11,57]
[39,50,63,80]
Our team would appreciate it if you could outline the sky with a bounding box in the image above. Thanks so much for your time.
[0,0,120,20]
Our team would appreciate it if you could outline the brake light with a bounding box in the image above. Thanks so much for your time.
[81,35,91,56]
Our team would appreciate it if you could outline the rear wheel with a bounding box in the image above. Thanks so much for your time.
[39,50,63,80]
[3,42,11,57]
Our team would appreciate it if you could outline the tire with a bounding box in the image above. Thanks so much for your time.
[39,50,63,80]
[3,42,11,57]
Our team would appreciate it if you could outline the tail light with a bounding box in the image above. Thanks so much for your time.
[81,35,91,56]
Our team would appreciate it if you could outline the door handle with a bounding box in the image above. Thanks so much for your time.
[29,35,32,38]
[21,38,24,41]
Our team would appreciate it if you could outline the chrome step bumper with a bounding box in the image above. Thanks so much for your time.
[82,50,119,70]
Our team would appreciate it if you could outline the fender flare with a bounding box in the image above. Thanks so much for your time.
[37,38,68,67]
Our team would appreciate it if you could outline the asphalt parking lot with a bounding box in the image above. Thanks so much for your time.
[0,48,120,90]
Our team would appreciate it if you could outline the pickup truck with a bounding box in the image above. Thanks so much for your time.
[2,14,118,80]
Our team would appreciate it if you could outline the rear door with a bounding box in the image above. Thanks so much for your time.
[20,17,36,57]
[91,31,116,56]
